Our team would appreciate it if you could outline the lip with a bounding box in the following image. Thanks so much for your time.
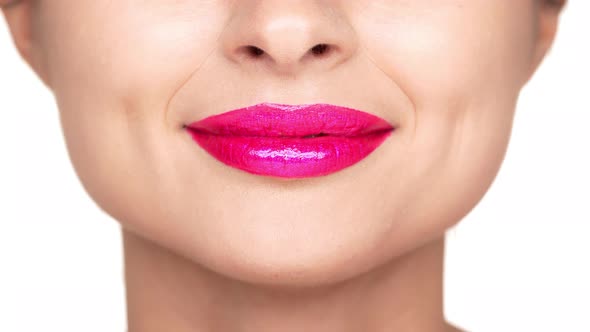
[185,102,395,178]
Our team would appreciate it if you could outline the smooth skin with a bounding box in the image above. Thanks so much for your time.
[2,1,566,331]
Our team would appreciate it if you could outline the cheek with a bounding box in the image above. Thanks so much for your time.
[36,3,226,192]
[356,1,535,101]
[32,2,231,227]
[42,1,227,112]
[356,2,535,227]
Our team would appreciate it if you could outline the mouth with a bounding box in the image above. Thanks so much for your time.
[185,102,395,178]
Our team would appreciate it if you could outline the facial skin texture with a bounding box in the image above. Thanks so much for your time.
[2,1,564,331]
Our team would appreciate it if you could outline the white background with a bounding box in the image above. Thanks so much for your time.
[1,2,588,332]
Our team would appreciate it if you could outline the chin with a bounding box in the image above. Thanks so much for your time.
[143,210,402,290]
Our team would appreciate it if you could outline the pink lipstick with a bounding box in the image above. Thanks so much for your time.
[185,103,394,178]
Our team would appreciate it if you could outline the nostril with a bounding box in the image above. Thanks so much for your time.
[245,45,265,58]
[311,44,330,56]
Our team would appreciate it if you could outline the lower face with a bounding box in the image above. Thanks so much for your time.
[37,1,535,286]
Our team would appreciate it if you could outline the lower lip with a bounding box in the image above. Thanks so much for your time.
[186,129,393,179]
[185,105,394,178]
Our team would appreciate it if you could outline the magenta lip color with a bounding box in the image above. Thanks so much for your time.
[185,102,395,178]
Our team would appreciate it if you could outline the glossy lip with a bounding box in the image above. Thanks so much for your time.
[185,102,395,178]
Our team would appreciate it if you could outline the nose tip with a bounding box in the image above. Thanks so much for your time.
[221,2,358,76]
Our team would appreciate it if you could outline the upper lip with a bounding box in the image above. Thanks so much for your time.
[185,102,395,137]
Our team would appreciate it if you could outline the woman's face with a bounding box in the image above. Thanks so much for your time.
[9,1,558,286]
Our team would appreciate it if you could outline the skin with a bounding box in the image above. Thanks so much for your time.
[2,0,566,331]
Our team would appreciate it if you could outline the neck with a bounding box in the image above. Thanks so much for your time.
[123,230,451,332]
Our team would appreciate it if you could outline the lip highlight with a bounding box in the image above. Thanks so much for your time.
[185,103,395,178]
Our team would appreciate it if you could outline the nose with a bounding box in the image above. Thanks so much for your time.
[221,1,358,76]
